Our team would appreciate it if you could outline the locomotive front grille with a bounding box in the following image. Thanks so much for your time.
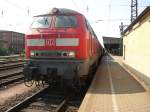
[30,50,76,58]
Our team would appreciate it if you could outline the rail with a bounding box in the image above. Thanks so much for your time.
[0,55,24,62]
[0,63,24,87]
[5,86,49,112]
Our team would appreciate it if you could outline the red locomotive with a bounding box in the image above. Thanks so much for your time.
[23,8,103,88]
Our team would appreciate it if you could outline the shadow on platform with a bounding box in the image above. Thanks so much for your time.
[88,56,146,95]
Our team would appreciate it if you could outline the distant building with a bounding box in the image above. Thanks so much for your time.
[123,6,150,87]
[0,30,25,54]
[103,36,122,55]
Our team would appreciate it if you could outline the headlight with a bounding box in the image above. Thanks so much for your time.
[30,51,35,56]
[68,51,75,57]
[61,51,75,58]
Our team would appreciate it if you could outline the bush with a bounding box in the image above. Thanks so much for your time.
[0,41,8,56]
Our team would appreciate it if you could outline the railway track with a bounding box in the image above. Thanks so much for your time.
[0,60,97,112]
[0,59,23,64]
[0,61,24,71]
[0,61,24,88]
[0,74,24,88]
[3,86,49,112]
[2,86,83,112]
[0,69,95,112]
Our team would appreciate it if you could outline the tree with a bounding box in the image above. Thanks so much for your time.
[0,40,8,55]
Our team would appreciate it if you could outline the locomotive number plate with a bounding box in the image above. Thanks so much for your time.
[45,39,55,46]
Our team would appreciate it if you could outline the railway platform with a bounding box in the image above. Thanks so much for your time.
[78,55,150,112]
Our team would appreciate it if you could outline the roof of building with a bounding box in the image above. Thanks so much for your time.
[0,30,24,35]
[123,6,150,35]
[103,36,120,40]
[103,36,119,38]
[103,36,121,44]
[0,30,11,32]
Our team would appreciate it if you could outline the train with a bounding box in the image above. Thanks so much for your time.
[23,8,103,89]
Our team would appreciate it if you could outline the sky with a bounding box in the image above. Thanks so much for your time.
[0,0,149,43]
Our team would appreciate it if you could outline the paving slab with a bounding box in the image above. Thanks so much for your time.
[78,56,150,112]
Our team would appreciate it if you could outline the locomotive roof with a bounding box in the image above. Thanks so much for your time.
[50,8,80,14]
[35,8,81,17]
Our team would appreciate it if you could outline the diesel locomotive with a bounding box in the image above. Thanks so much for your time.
[23,8,103,88]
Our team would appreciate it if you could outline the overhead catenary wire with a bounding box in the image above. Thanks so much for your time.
[105,0,112,35]
[1,10,4,16]
[71,0,86,17]
[108,0,112,21]
[0,0,31,32]
[3,0,25,10]
[1,0,30,16]
[81,0,88,13]
[71,0,81,10]
[101,4,148,7]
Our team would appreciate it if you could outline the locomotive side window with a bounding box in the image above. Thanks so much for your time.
[31,16,52,28]
[86,20,92,33]
[85,20,94,38]
[85,20,89,31]
[55,16,77,28]
[86,20,98,40]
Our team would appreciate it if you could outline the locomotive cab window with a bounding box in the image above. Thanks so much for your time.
[31,16,52,28]
[55,15,77,28]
